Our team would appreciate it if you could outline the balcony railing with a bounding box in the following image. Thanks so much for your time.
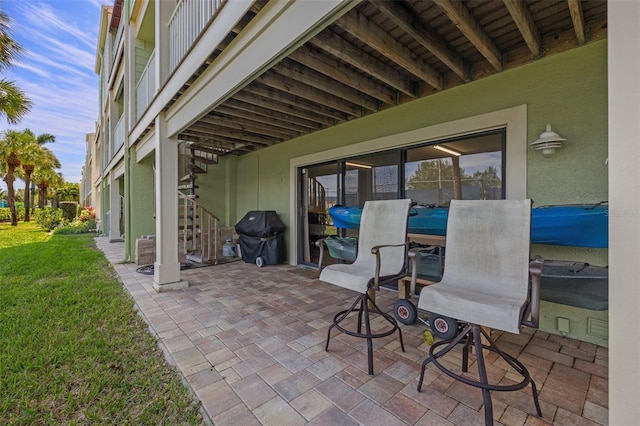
[136,50,156,120]
[112,115,125,156]
[168,0,225,74]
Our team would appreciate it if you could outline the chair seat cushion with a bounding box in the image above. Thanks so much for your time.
[320,262,400,294]
[417,280,526,334]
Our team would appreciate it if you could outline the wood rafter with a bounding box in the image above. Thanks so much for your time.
[434,0,503,71]
[375,1,469,81]
[310,30,417,98]
[503,0,542,58]
[567,0,586,45]
[338,11,444,90]
[184,125,276,147]
[256,72,362,117]
[236,87,341,124]
[276,58,380,112]
[198,114,298,140]
[289,45,396,105]
[216,104,316,134]
[223,98,324,131]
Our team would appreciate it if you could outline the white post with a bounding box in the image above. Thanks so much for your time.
[608,2,640,423]
[153,112,187,291]
[108,172,121,241]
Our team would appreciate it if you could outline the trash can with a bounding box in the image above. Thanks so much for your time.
[235,210,286,267]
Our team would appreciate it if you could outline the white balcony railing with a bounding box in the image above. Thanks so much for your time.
[136,50,156,120]
[112,115,125,155]
[168,0,225,74]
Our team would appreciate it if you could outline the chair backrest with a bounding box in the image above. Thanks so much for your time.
[441,199,532,300]
[352,199,412,275]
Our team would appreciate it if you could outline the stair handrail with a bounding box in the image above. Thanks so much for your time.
[178,191,220,263]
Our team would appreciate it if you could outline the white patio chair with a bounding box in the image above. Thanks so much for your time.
[319,199,412,375]
[415,199,543,425]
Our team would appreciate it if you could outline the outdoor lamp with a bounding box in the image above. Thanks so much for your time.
[530,124,567,158]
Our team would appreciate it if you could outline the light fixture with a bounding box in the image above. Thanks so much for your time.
[530,124,567,158]
[433,145,461,156]
[346,161,372,169]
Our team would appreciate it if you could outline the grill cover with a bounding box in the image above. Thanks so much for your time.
[235,210,285,237]
[235,211,286,265]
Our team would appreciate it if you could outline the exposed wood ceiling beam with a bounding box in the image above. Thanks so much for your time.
[256,72,363,117]
[198,114,298,140]
[338,11,444,90]
[184,125,276,147]
[503,0,542,58]
[289,45,397,105]
[434,0,503,71]
[236,86,341,124]
[310,30,417,98]
[224,98,325,131]
[216,104,316,134]
[567,0,586,45]
[179,133,252,153]
[275,58,380,112]
[375,1,469,81]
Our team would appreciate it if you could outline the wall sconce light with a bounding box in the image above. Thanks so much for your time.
[530,124,567,158]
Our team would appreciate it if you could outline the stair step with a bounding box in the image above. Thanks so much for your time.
[189,164,206,174]
[185,154,218,165]
[178,184,199,190]
[180,173,198,182]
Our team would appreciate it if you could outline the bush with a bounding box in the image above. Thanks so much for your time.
[52,220,93,235]
[0,207,25,223]
[59,201,78,222]
[34,208,64,231]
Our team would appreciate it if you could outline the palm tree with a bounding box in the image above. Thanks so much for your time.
[20,130,58,221]
[0,129,28,225]
[0,9,32,124]
[33,167,63,209]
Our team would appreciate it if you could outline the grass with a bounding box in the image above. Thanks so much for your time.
[0,222,203,425]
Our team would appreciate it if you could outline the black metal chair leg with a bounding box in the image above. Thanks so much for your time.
[472,327,494,425]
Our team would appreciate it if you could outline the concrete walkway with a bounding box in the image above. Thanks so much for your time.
[95,238,608,425]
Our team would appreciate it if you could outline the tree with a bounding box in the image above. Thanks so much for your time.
[0,129,29,225]
[406,159,468,204]
[20,129,58,221]
[33,167,63,209]
[56,182,79,202]
[472,166,502,200]
[0,9,32,124]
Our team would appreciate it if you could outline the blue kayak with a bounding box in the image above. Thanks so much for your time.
[328,203,608,248]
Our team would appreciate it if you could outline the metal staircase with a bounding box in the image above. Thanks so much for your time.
[178,142,221,263]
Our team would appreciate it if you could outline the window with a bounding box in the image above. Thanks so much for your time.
[405,130,504,206]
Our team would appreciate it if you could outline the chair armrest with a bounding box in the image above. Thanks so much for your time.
[370,241,412,290]
[407,246,439,297]
[314,238,327,273]
[522,255,544,329]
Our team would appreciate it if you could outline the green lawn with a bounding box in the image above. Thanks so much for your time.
[0,222,203,425]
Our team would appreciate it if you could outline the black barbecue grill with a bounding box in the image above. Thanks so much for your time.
[235,210,286,267]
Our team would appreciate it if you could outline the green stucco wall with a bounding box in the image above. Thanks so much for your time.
[128,152,155,256]
[199,40,608,267]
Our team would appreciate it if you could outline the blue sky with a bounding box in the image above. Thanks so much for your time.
[1,0,111,191]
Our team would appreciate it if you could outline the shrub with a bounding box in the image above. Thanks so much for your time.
[0,207,25,223]
[59,201,78,222]
[34,208,64,231]
[52,220,92,235]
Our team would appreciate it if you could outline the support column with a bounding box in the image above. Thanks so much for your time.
[108,173,121,241]
[608,2,640,423]
[153,113,187,291]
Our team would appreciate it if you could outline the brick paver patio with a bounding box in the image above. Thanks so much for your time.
[96,238,608,425]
